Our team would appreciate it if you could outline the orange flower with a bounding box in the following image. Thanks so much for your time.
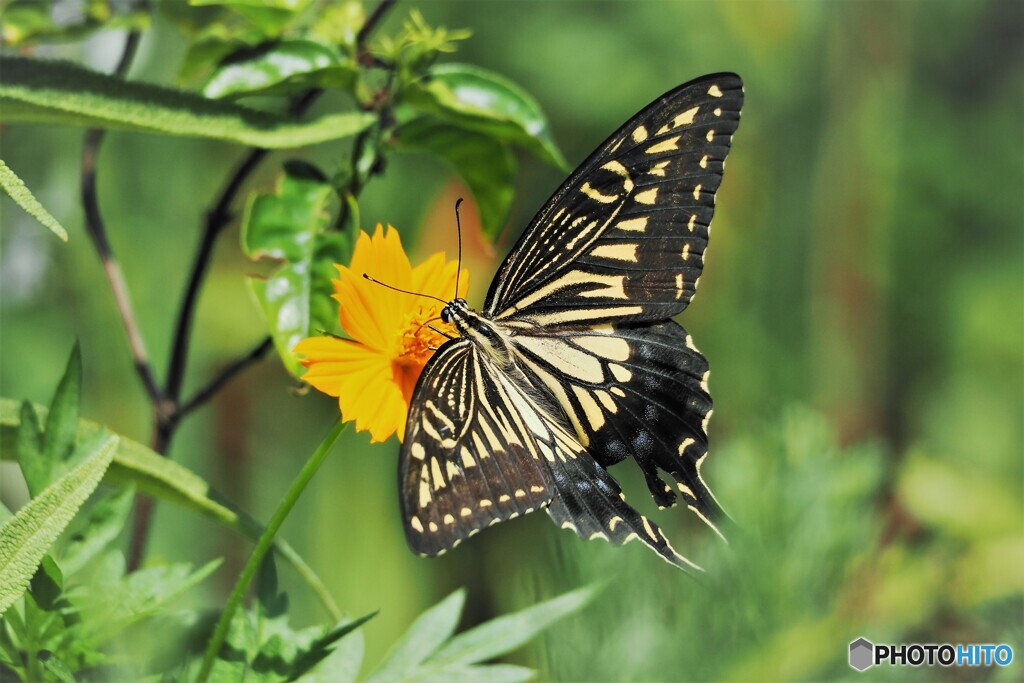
[294,225,468,443]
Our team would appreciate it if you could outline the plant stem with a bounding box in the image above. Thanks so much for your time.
[195,420,346,683]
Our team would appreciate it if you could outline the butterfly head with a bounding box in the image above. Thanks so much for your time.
[441,299,513,366]
[440,298,469,325]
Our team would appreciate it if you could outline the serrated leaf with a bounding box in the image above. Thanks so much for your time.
[0,159,68,241]
[243,161,349,376]
[429,585,595,668]
[288,611,376,681]
[60,485,134,575]
[409,664,534,683]
[398,117,516,240]
[406,63,567,170]
[0,398,338,620]
[295,626,363,683]
[0,433,116,617]
[0,55,374,149]
[203,39,357,99]
[365,590,466,683]
[82,559,223,642]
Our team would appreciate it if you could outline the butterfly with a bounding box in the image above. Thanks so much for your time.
[400,73,743,570]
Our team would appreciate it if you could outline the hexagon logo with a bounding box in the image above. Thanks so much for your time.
[849,637,874,671]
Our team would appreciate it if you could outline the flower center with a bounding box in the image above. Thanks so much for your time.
[395,304,457,368]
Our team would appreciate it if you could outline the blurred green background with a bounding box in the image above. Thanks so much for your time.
[1,1,1021,680]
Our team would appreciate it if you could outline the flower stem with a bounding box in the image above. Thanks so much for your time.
[195,420,347,683]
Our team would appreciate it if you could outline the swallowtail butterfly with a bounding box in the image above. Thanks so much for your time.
[401,74,743,570]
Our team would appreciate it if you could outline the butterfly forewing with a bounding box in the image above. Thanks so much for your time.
[485,74,742,327]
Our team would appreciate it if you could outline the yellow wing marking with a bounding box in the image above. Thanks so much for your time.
[580,181,619,204]
[634,188,659,205]
[646,136,680,154]
[616,216,648,232]
[591,243,638,262]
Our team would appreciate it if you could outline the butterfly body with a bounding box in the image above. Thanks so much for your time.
[402,74,743,570]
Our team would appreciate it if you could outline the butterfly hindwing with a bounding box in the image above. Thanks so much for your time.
[485,73,742,327]
[402,336,700,569]
[510,321,721,523]
[545,440,702,572]
[401,339,552,556]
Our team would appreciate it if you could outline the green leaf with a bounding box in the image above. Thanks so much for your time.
[39,650,77,683]
[203,39,357,99]
[1,1,56,46]
[82,559,222,638]
[0,55,375,149]
[243,161,348,376]
[288,612,376,681]
[28,554,63,612]
[898,454,1023,540]
[0,432,116,617]
[397,117,516,240]
[60,485,134,575]
[409,664,534,683]
[44,343,82,470]
[191,0,308,9]
[406,63,567,170]
[308,1,364,48]
[16,343,82,498]
[0,398,340,621]
[429,585,595,667]
[16,401,45,497]
[1,0,149,47]
[0,159,68,241]
[365,589,466,683]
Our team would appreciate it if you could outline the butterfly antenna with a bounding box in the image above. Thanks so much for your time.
[454,197,464,300]
[362,274,448,305]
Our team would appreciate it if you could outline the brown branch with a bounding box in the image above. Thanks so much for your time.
[162,0,397,408]
[79,32,164,406]
[162,147,269,407]
[177,336,274,419]
[358,0,397,50]
[129,0,400,571]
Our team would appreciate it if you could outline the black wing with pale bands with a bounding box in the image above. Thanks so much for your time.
[400,339,553,556]
[484,73,742,327]
[401,337,701,570]
[510,321,722,528]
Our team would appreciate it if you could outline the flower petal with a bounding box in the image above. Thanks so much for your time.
[294,336,406,442]
[335,225,416,351]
